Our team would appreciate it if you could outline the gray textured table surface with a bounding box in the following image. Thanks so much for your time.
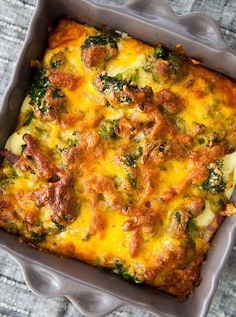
[0,0,235,316]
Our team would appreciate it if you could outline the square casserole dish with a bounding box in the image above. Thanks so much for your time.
[0,0,236,316]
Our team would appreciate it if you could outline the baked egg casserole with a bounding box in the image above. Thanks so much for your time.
[0,19,236,300]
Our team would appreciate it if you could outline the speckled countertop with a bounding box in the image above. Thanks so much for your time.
[0,0,235,316]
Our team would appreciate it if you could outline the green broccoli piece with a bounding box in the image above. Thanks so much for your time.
[168,54,180,76]
[154,45,170,60]
[154,45,180,76]
[186,219,198,233]
[57,131,78,153]
[113,262,141,283]
[30,231,46,242]
[6,222,19,235]
[98,119,119,140]
[127,173,137,188]
[129,69,139,85]
[82,29,122,50]
[52,220,65,231]
[29,64,49,108]
[122,146,143,167]
[98,74,134,92]
[97,74,139,103]
[96,73,153,105]
[174,116,187,133]
[123,153,137,167]
[201,161,226,194]
[81,35,118,49]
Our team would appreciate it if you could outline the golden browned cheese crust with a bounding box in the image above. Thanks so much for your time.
[0,19,236,301]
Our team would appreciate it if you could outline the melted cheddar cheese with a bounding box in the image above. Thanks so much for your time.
[0,19,236,300]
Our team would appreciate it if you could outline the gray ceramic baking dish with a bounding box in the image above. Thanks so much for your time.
[0,0,236,316]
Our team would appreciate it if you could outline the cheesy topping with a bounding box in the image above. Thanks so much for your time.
[0,19,236,301]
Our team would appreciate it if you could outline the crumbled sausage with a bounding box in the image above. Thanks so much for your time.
[152,59,171,81]
[35,88,66,122]
[94,72,153,105]
[89,210,106,237]
[122,210,158,233]
[49,72,79,90]
[155,89,182,114]
[0,150,29,172]
[23,133,59,180]
[130,229,142,258]
[32,172,78,226]
[50,52,66,70]
[82,45,118,68]
[0,150,20,164]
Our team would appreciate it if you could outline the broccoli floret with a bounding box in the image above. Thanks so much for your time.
[197,131,223,146]
[81,35,118,49]
[186,219,198,233]
[29,65,66,120]
[201,161,226,194]
[0,175,10,189]
[30,231,46,242]
[168,54,180,76]
[113,262,141,283]
[174,116,187,133]
[57,131,78,153]
[29,64,49,108]
[52,220,65,231]
[98,119,119,140]
[97,74,138,103]
[98,74,134,92]
[6,222,19,235]
[154,45,180,76]
[57,140,78,153]
[129,69,139,85]
[154,45,170,60]
[127,173,137,188]
[123,153,137,167]
[95,73,152,105]
[82,29,122,49]
[122,146,143,167]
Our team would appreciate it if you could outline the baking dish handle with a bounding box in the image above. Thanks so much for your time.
[123,0,228,50]
[17,259,124,317]
[124,0,176,18]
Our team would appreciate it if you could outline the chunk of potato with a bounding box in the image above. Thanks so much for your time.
[5,132,26,155]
